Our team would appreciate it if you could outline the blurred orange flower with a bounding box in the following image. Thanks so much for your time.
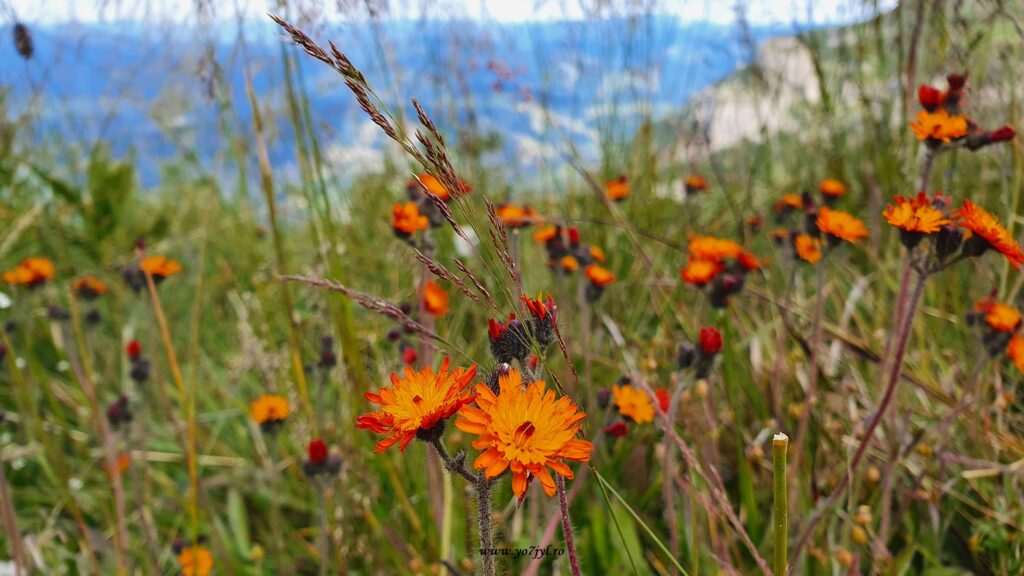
[819,179,846,198]
[680,259,723,286]
[392,202,429,236]
[72,276,108,299]
[688,235,743,262]
[1007,334,1024,374]
[684,174,707,193]
[605,175,629,201]
[560,255,579,272]
[910,109,968,142]
[423,281,450,317]
[611,384,654,424]
[584,264,615,287]
[250,394,290,425]
[139,256,182,279]
[3,257,54,287]
[795,234,822,264]
[773,194,803,212]
[817,207,869,244]
[455,369,592,498]
[177,545,213,576]
[496,204,539,228]
[533,225,558,243]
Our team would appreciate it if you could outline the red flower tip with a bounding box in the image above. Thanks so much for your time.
[126,340,142,358]
[528,354,539,371]
[917,84,943,110]
[308,438,328,464]
[655,388,670,413]
[401,345,418,365]
[988,126,1016,143]
[522,293,556,321]
[603,421,628,437]
[698,327,723,355]
[567,227,581,246]
[946,73,967,91]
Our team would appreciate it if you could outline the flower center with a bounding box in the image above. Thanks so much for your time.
[513,421,536,446]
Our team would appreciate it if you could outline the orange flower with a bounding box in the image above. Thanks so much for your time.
[533,225,558,243]
[177,545,214,576]
[589,246,606,262]
[422,281,450,317]
[139,256,182,279]
[910,109,968,142]
[1007,334,1024,374]
[816,207,869,244]
[415,173,450,201]
[2,257,54,287]
[688,235,743,262]
[795,234,822,264]
[680,259,723,286]
[584,264,615,287]
[983,302,1022,333]
[819,179,846,198]
[560,255,579,272]
[72,276,107,299]
[455,369,592,498]
[496,204,539,228]
[611,384,655,424]
[883,193,950,234]
[605,176,629,201]
[956,200,1024,269]
[392,202,429,236]
[738,251,762,271]
[250,394,290,425]
[684,175,707,193]
[773,194,803,212]
[356,358,477,453]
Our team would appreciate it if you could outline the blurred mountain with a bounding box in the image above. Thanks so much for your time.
[0,17,803,184]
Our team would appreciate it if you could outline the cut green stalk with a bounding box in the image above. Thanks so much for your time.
[773,433,789,576]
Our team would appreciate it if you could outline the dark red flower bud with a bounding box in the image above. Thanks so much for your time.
[655,388,670,413]
[308,439,328,465]
[528,355,539,371]
[946,73,967,91]
[126,340,142,358]
[603,421,628,437]
[401,344,418,365]
[567,227,581,246]
[917,84,943,110]
[698,327,723,355]
[987,126,1016,143]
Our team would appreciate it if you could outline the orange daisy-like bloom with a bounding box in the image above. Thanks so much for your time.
[177,545,214,576]
[795,234,822,264]
[356,358,478,453]
[680,259,723,286]
[139,256,183,279]
[956,200,1024,269]
[423,281,450,317]
[2,257,55,287]
[611,384,655,424]
[72,276,108,299]
[684,175,707,193]
[392,202,429,236]
[816,207,869,244]
[584,264,615,287]
[496,204,539,229]
[1007,334,1024,375]
[773,194,803,212]
[688,235,743,262]
[250,394,290,425]
[819,178,846,198]
[984,303,1021,333]
[910,109,968,142]
[533,225,558,243]
[589,246,606,262]
[455,369,592,498]
[605,176,629,201]
[560,255,580,272]
[882,193,950,234]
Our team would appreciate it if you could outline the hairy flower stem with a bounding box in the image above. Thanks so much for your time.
[430,438,479,484]
[556,475,582,576]
[317,485,330,576]
[772,433,789,576]
[476,477,497,576]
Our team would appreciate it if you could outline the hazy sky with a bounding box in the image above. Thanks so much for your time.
[6,0,897,25]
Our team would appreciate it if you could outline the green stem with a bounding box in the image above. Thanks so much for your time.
[772,433,789,576]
